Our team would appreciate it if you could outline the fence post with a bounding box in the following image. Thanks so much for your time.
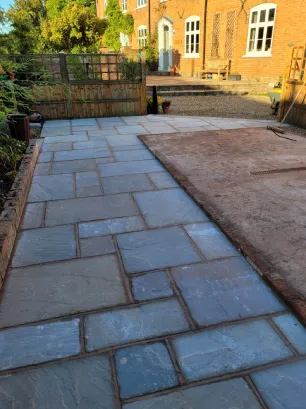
[58,53,72,118]
[152,85,158,115]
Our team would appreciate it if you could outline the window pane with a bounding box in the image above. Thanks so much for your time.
[257,40,263,51]
[191,34,194,52]
[266,26,273,39]
[258,27,264,40]
[249,40,255,52]
[250,27,256,41]
[260,10,266,22]
[251,11,258,23]
[265,38,272,51]
[196,20,200,30]
[268,8,275,21]
[186,35,190,53]
[191,21,195,31]
[186,22,190,31]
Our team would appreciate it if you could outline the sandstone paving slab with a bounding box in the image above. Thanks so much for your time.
[0,255,127,328]
[251,360,306,409]
[79,216,146,238]
[184,222,239,260]
[114,149,154,162]
[73,140,108,149]
[21,202,45,230]
[0,355,116,409]
[116,342,178,398]
[0,318,80,370]
[44,134,88,144]
[34,162,51,176]
[172,320,292,382]
[273,313,306,354]
[12,225,76,268]
[80,236,115,257]
[148,171,178,189]
[99,160,164,177]
[42,142,73,152]
[105,135,143,147]
[123,378,262,409]
[28,174,74,202]
[54,148,111,161]
[85,299,189,350]
[171,258,286,326]
[102,174,154,194]
[45,194,139,226]
[117,227,202,274]
[131,271,173,301]
[52,159,96,174]
[38,151,53,162]
[134,189,208,228]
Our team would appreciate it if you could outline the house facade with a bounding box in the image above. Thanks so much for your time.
[97,0,306,82]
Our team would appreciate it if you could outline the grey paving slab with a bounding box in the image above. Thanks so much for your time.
[172,258,285,326]
[184,223,239,260]
[12,225,76,267]
[45,194,139,226]
[88,129,118,136]
[117,227,202,274]
[54,148,111,161]
[73,140,108,149]
[42,128,72,137]
[114,149,154,161]
[80,236,115,257]
[44,134,88,144]
[77,186,101,197]
[72,125,100,132]
[134,189,208,228]
[51,159,96,174]
[85,299,189,350]
[79,216,146,238]
[44,120,71,128]
[38,151,52,162]
[273,314,306,354]
[148,171,179,189]
[42,142,73,151]
[112,145,147,151]
[173,320,292,382]
[102,174,154,194]
[0,255,127,327]
[0,355,116,409]
[251,360,306,409]
[21,202,45,230]
[143,124,178,134]
[99,160,164,177]
[76,171,100,189]
[0,318,80,370]
[71,118,98,126]
[123,378,262,409]
[28,174,74,202]
[131,271,173,301]
[116,342,178,398]
[34,162,51,176]
[116,125,147,134]
[105,135,143,147]
[95,157,115,164]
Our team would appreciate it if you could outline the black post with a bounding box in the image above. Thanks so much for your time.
[152,85,158,115]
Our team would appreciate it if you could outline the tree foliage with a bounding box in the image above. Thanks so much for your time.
[103,0,134,52]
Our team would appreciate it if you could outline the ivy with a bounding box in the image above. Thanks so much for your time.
[103,0,134,52]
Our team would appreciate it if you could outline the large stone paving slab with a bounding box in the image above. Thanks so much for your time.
[42,142,73,152]
[45,194,139,226]
[0,355,116,409]
[80,236,115,257]
[172,319,292,382]
[117,227,202,274]
[52,159,96,174]
[172,258,285,326]
[54,148,111,161]
[12,225,76,267]
[78,216,146,238]
[131,271,173,301]
[114,149,154,161]
[105,135,143,147]
[44,134,88,143]
[272,313,306,354]
[21,202,45,229]
[0,319,80,370]
[99,160,163,177]
[148,171,178,189]
[123,378,262,409]
[134,189,208,228]
[115,342,178,398]
[102,174,154,194]
[0,255,127,327]
[28,174,74,202]
[251,360,306,409]
[85,299,189,350]
[76,171,101,197]
[73,140,108,149]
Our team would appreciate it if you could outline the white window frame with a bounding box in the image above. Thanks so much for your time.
[120,32,129,47]
[184,16,200,58]
[245,3,277,58]
[122,0,127,12]
[138,25,147,49]
[137,0,147,9]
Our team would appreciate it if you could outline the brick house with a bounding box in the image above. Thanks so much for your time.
[97,0,306,82]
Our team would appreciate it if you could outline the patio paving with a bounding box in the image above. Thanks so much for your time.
[0,115,305,409]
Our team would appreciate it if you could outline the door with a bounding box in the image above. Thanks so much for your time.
[163,26,170,70]
[158,18,173,72]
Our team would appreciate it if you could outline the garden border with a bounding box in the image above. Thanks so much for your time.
[0,140,39,289]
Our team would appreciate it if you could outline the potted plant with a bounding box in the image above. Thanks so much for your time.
[162,100,171,114]
[170,65,176,77]
[228,73,241,81]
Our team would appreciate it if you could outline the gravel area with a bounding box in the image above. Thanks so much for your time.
[169,94,276,120]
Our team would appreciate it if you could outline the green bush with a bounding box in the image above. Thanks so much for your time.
[0,132,26,178]
[119,58,141,81]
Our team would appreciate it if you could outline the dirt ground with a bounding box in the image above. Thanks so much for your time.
[140,127,306,322]
[169,94,276,120]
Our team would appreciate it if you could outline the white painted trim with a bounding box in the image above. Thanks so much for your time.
[183,54,200,59]
[158,17,173,71]
[185,15,201,58]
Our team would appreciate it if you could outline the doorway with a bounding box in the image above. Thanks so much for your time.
[158,18,173,72]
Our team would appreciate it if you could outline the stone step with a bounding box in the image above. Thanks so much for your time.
[146,89,247,97]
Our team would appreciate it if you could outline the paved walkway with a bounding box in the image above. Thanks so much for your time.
[0,115,305,409]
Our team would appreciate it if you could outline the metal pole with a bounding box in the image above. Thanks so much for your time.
[152,85,158,115]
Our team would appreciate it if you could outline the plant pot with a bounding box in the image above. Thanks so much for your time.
[170,68,176,77]
[163,106,170,114]
[228,74,241,81]
[7,114,30,142]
